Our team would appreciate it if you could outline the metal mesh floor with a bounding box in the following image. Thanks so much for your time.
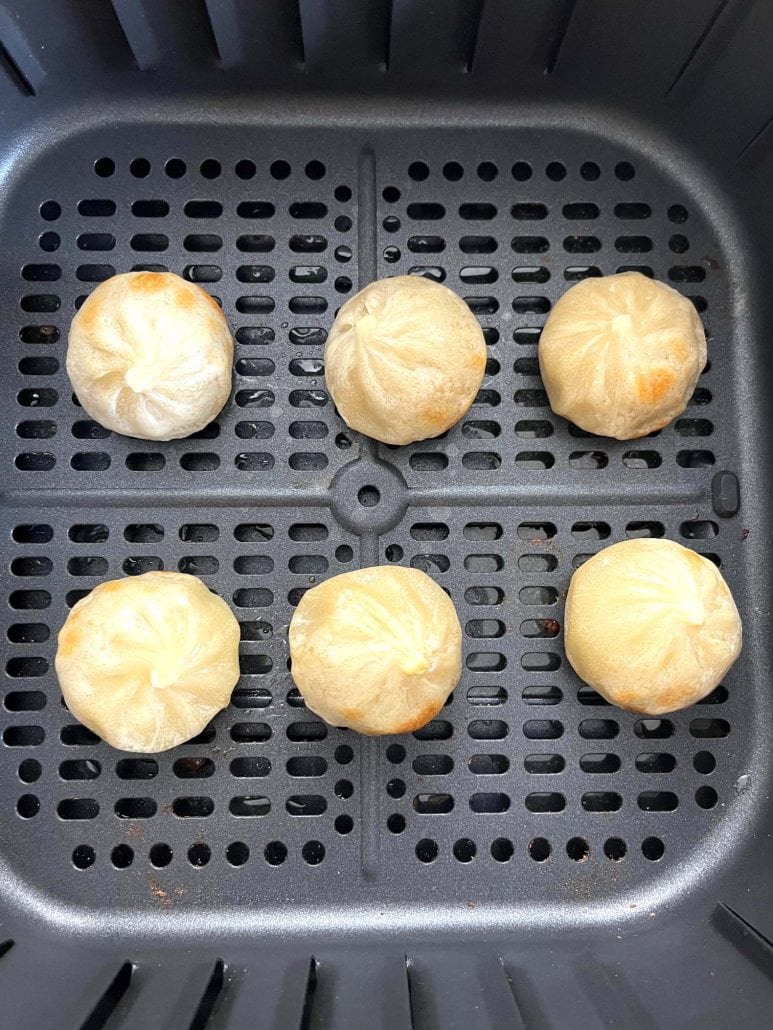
[0,123,751,926]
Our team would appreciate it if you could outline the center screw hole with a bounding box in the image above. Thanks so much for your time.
[357,485,380,507]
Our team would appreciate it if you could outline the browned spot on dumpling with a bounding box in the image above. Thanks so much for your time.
[668,337,690,364]
[421,404,453,430]
[338,706,364,724]
[130,271,170,294]
[173,284,197,309]
[389,699,444,735]
[170,279,223,318]
[73,298,99,336]
[635,367,676,405]
[199,288,223,315]
[56,629,77,659]
[683,548,706,570]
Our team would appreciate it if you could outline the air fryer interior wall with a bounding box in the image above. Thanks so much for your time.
[0,2,771,1028]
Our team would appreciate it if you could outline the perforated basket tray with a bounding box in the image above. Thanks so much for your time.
[0,3,772,1029]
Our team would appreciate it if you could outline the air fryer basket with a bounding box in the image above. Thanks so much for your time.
[0,2,772,1028]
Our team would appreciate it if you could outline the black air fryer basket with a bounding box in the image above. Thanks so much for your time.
[0,2,772,1027]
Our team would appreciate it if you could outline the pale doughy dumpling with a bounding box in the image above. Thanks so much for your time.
[539,272,706,439]
[324,275,487,445]
[67,271,233,440]
[289,566,462,734]
[564,539,742,715]
[55,572,240,752]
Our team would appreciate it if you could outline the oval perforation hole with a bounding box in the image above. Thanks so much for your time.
[10,531,52,547]
[581,792,622,812]
[523,683,564,708]
[413,793,454,815]
[524,754,564,774]
[466,619,506,640]
[5,657,48,678]
[414,720,453,741]
[286,794,326,816]
[635,718,674,739]
[638,791,678,812]
[231,723,271,743]
[11,557,53,577]
[116,758,158,780]
[469,753,509,774]
[523,720,562,740]
[59,759,101,781]
[58,798,99,820]
[525,793,565,813]
[173,757,215,779]
[60,725,98,745]
[689,718,729,738]
[412,754,454,775]
[470,792,509,813]
[286,756,327,778]
[579,753,620,774]
[468,719,508,740]
[579,719,619,739]
[466,685,507,706]
[173,796,214,817]
[115,797,156,819]
[636,753,676,773]
[4,725,45,746]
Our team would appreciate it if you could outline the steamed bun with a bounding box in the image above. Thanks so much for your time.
[564,539,742,715]
[324,276,486,445]
[67,271,233,440]
[56,572,240,752]
[288,566,462,734]
[539,272,706,439]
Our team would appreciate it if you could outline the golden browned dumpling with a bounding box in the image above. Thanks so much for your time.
[539,272,706,439]
[55,572,240,752]
[565,539,742,715]
[324,276,486,445]
[288,566,462,734]
[67,271,233,440]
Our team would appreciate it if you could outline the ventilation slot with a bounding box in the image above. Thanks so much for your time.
[189,959,226,1030]
[79,962,134,1030]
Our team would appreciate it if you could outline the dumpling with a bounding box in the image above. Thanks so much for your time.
[67,271,233,440]
[538,272,706,439]
[55,572,240,752]
[288,566,462,734]
[564,539,742,715]
[324,275,487,445]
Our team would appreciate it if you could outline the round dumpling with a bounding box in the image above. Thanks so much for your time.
[539,272,706,439]
[324,275,486,445]
[55,572,240,752]
[67,271,233,440]
[564,539,742,715]
[288,566,462,734]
